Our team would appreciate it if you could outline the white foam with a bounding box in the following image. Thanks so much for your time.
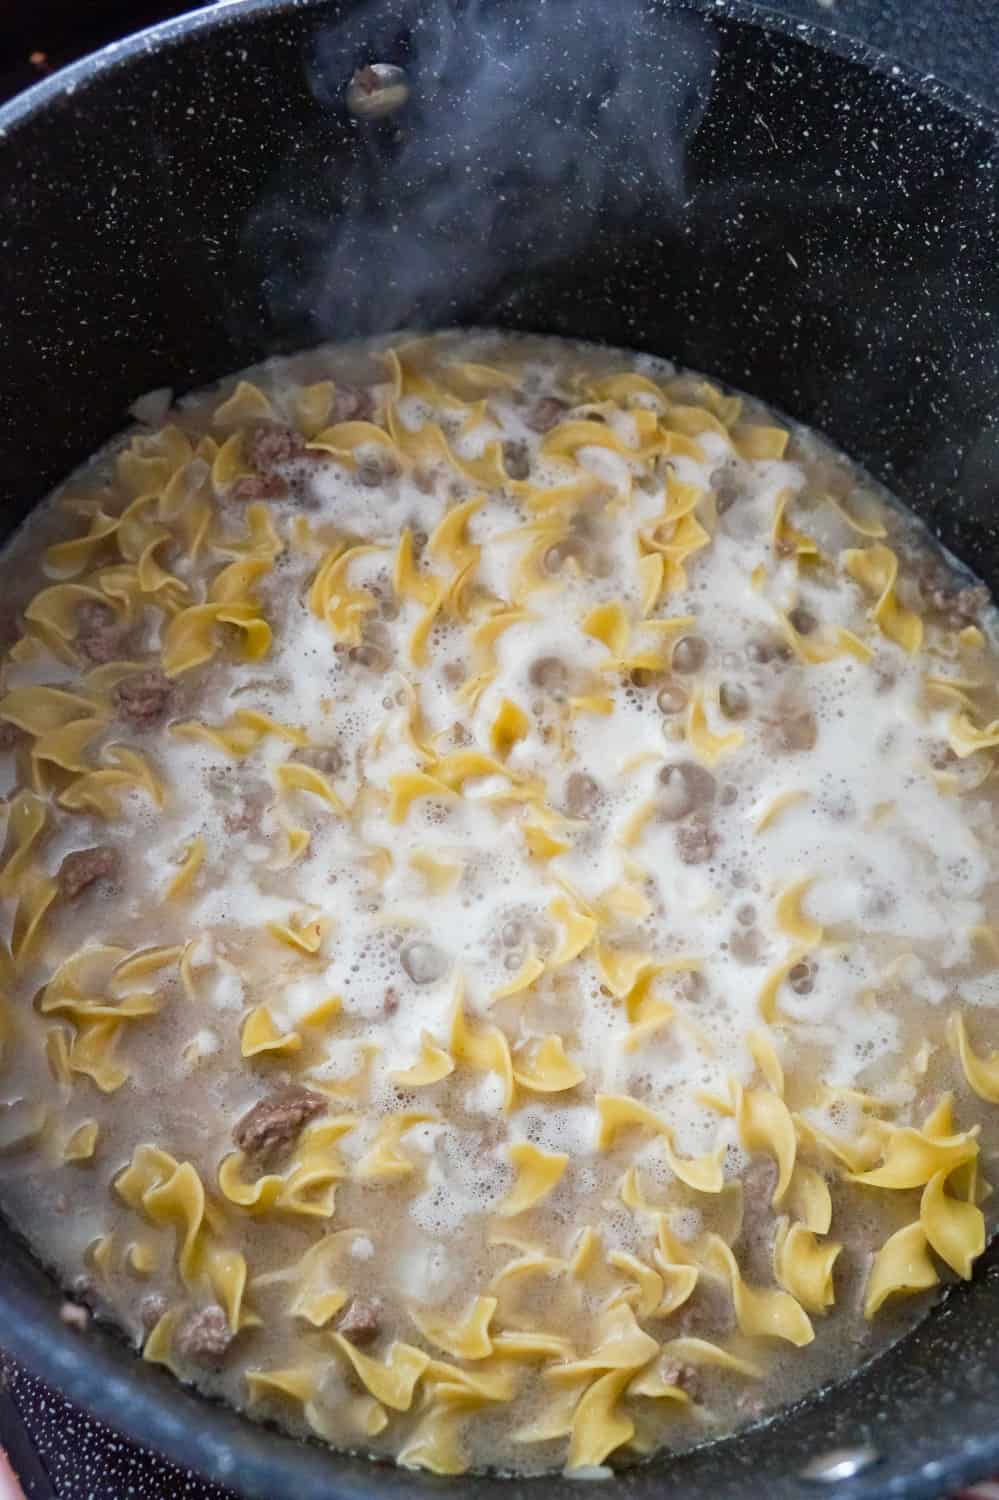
[196,337,999,1152]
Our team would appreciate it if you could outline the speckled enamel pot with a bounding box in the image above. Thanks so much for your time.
[1,2,999,1496]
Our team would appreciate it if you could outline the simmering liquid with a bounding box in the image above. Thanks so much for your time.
[0,330,997,1476]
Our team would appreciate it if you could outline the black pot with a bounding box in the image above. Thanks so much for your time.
[2,1,999,1495]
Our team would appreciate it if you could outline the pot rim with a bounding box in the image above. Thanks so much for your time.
[0,0,997,140]
[1,1,999,1496]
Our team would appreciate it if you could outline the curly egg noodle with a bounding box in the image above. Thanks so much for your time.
[1,329,999,1475]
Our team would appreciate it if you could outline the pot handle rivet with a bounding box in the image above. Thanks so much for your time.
[346,63,410,119]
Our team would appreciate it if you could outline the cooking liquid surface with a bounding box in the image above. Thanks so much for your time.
[1,330,998,1476]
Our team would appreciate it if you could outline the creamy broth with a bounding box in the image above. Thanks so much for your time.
[0,330,998,1476]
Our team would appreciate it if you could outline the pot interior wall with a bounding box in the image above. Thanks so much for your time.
[2,2,999,1496]
[4,0,999,574]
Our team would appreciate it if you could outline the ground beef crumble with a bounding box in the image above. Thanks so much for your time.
[247,423,309,470]
[57,846,120,900]
[336,1297,381,1346]
[174,1304,233,1365]
[113,668,172,727]
[75,601,128,664]
[233,1085,327,1164]
[525,395,568,433]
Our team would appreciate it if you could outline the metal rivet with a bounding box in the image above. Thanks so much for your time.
[346,63,410,119]
[800,1446,880,1483]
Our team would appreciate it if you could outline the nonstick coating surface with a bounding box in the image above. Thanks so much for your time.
[2,2,999,1496]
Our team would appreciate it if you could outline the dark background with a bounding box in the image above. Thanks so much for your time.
[0,1,997,1496]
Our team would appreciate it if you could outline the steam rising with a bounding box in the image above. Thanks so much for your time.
[260,0,720,338]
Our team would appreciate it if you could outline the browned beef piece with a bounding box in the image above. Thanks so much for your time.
[502,439,531,480]
[742,1155,779,1213]
[76,601,128,664]
[223,804,257,835]
[736,1156,781,1282]
[174,1305,233,1366]
[292,743,344,776]
[231,473,290,501]
[675,813,719,865]
[677,1273,736,1338]
[233,1084,327,1164]
[336,1297,381,1346]
[0,720,23,750]
[247,423,308,470]
[58,846,119,900]
[113,668,172,727]
[332,385,375,424]
[525,396,568,433]
[921,573,990,627]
